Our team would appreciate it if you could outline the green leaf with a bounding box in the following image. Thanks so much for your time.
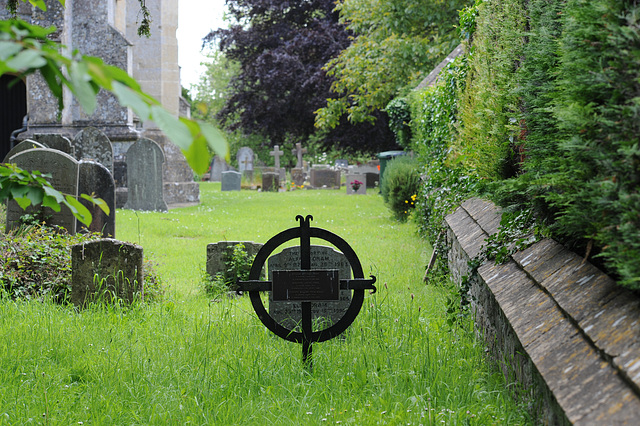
[28,0,47,11]
[80,193,110,216]
[150,105,191,150]
[5,49,47,71]
[25,187,44,206]
[0,41,22,61]
[42,194,62,212]
[43,184,64,203]
[64,194,92,227]
[69,61,97,114]
[199,121,229,160]
[13,196,31,210]
[112,81,151,121]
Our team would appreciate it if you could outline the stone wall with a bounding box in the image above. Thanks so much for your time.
[445,198,640,424]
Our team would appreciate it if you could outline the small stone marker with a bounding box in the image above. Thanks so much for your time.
[221,170,241,191]
[6,148,79,233]
[210,155,231,182]
[291,168,305,187]
[73,127,114,173]
[310,168,341,189]
[124,138,168,212]
[78,160,116,237]
[291,143,307,168]
[206,241,264,279]
[268,245,352,330]
[31,134,74,156]
[236,147,254,180]
[262,172,280,192]
[2,139,47,163]
[269,145,284,168]
[346,174,367,195]
[71,239,143,307]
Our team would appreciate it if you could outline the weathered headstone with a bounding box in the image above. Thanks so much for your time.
[206,241,264,279]
[2,139,47,163]
[6,148,79,233]
[268,245,352,330]
[269,145,284,168]
[124,138,168,212]
[346,174,367,195]
[291,168,305,187]
[237,147,254,180]
[310,168,341,189]
[221,170,242,191]
[291,143,307,168]
[73,127,114,172]
[31,134,74,156]
[77,160,116,237]
[262,172,280,192]
[210,155,232,182]
[71,239,143,307]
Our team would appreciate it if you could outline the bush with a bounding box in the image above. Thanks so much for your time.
[0,224,165,303]
[381,156,421,221]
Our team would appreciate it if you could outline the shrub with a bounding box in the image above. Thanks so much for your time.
[202,243,255,297]
[0,224,165,303]
[381,156,421,221]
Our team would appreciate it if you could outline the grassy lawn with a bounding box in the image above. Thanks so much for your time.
[0,183,530,424]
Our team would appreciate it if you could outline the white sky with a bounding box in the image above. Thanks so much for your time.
[177,0,228,90]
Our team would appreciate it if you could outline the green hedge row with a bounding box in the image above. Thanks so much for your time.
[405,0,640,289]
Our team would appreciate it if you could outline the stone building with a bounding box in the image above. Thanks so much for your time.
[0,0,198,206]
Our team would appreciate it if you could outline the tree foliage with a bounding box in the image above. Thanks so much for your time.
[205,0,396,152]
[315,0,469,129]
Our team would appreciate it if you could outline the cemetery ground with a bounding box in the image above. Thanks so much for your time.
[0,183,531,425]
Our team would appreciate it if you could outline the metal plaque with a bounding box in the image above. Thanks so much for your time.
[272,269,339,302]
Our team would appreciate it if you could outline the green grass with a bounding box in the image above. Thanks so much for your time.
[0,183,531,424]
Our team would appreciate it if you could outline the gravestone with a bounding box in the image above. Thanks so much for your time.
[73,127,114,172]
[2,139,47,163]
[237,147,254,180]
[291,168,305,187]
[268,245,352,330]
[124,138,168,212]
[5,148,79,233]
[310,168,341,189]
[71,239,143,307]
[206,241,264,279]
[346,174,367,195]
[31,134,74,156]
[210,155,232,182]
[270,145,284,168]
[77,160,116,237]
[262,172,280,192]
[291,143,307,168]
[221,170,241,191]
[350,165,380,188]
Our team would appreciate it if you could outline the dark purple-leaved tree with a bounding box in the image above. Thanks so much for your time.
[205,0,396,153]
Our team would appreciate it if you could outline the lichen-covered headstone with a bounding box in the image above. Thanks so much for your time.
[210,155,231,182]
[71,239,143,307]
[237,147,254,181]
[78,160,116,237]
[2,139,47,163]
[31,134,74,156]
[206,241,264,279]
[310,168,341,189]
[291,168,305,187]
[73,127,114,173]
[5,148,79,233]
[262,172,280,192]
[124,138,168,211]
[268,245,352,330]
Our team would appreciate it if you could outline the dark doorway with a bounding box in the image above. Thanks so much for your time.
[1,74,28,160]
